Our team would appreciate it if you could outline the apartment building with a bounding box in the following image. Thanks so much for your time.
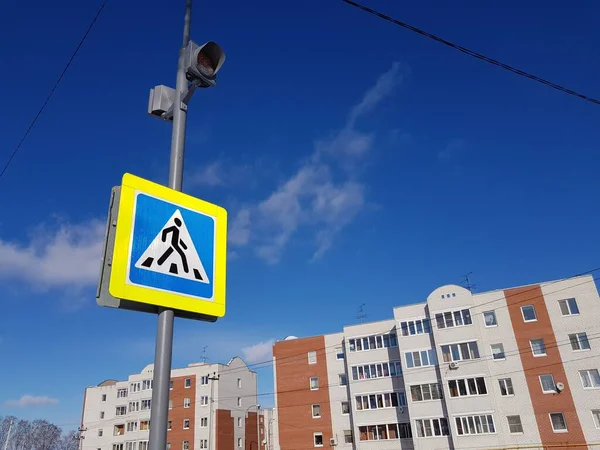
[80,357,266,450]
[272,274,600,450]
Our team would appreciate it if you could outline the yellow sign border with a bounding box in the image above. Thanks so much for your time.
[109,173,227,318]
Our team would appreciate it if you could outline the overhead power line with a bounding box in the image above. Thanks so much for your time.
[0,0,107,182]
[341,0,600,106]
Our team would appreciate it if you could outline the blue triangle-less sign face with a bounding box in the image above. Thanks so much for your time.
[127,193,216,301]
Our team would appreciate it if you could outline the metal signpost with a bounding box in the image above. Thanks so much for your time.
[96,2,227,450]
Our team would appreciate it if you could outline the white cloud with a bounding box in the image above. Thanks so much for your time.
[438,138,466,161]
[228,62,403,263]
[348,62,403,127]
[228,209,251,246]
[0,220,104,289]
[187,161,225,187]
[241,339,275,364]
[5,395,59,407]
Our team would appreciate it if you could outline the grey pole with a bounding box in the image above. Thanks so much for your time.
[256,406,260,450]
[149,2,192,450]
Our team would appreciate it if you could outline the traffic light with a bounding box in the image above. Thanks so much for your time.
[184,41,226,88]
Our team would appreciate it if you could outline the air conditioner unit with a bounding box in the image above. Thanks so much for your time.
[329,437,337,446]
[449,361,459,370]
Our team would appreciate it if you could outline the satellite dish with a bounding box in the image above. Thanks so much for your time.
[556,382,565,392]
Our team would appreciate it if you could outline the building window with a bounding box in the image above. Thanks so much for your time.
[530,339,547,356]
[405,349,437,368]
[310,377,319,390]
[491,343,506,360]
[142,380,152,390]
[200,376,209,385]
[550,413,567,432]
[455,414,495,435]
[200,396,209,406]
[498,378,514,396]
[117,389,128,398]
[400,318,431,336]
[415,418,449,437]
[116,406,127,416]
[182,441,189,450]
[410,384,443,402]
[483,311,497,327]
[237,378,242,388]
[98,430,103,437]
[130,382,140,393]
[237,438,242,448]
[521,305,537,322]
[343,430,353,444]
[359,423,412,440]
[540,374,556,393]
[308,351,317,364]
[113,445,123,450]
[126,422,138,432]
[341,401,350,415]
[335,347,344,359]
[441,341,480,362]
[559,298,579,316]
[580,369,600,389]
[141,399,151,410]
[139,443,148,450]
[569,333,591,351]
[237,417,242,428]
[435,309,472,329]
[237,397,242,407]
[183,419,190,430]
[129,401,139,413]
[102,394,107,402]
[200,418,207,427]
[114,425,125,436]
[351,361,402,380]
[125,442,136,450]
[338,374,347,386]
[592,410,600,429]
[167,421,172,431]
[100,411,105,419]
[170,380,173,389]
[507,415,524,434]
[313,433,323,447]
[140,421,149,431]
[168,399,172,410]
[184,398,191,408]
[312,404,321,418]
[448,377,487,397]
[357,392,407,410]
[184,378,191,388]
[348,333,397,352]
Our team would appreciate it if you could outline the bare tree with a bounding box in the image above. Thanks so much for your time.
[30,421,61,450]
[55,432,78,450]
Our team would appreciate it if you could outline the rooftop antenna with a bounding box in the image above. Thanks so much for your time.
[357,303,368,324]
[462,272,476,293]
[201,346,208,364]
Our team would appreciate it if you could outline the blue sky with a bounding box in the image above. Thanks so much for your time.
[1,0,599,430]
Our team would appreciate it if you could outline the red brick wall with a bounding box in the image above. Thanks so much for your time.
[505,285,586,449]
[167,375,195,450]
[274,336,332,450]
[216,409,234,450]
[246,412,258,450]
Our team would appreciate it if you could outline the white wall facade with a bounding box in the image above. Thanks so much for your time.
[81,358,256,450]
[543,275,600,443]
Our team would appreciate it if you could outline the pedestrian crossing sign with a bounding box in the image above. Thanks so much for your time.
[108,173,227,319]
